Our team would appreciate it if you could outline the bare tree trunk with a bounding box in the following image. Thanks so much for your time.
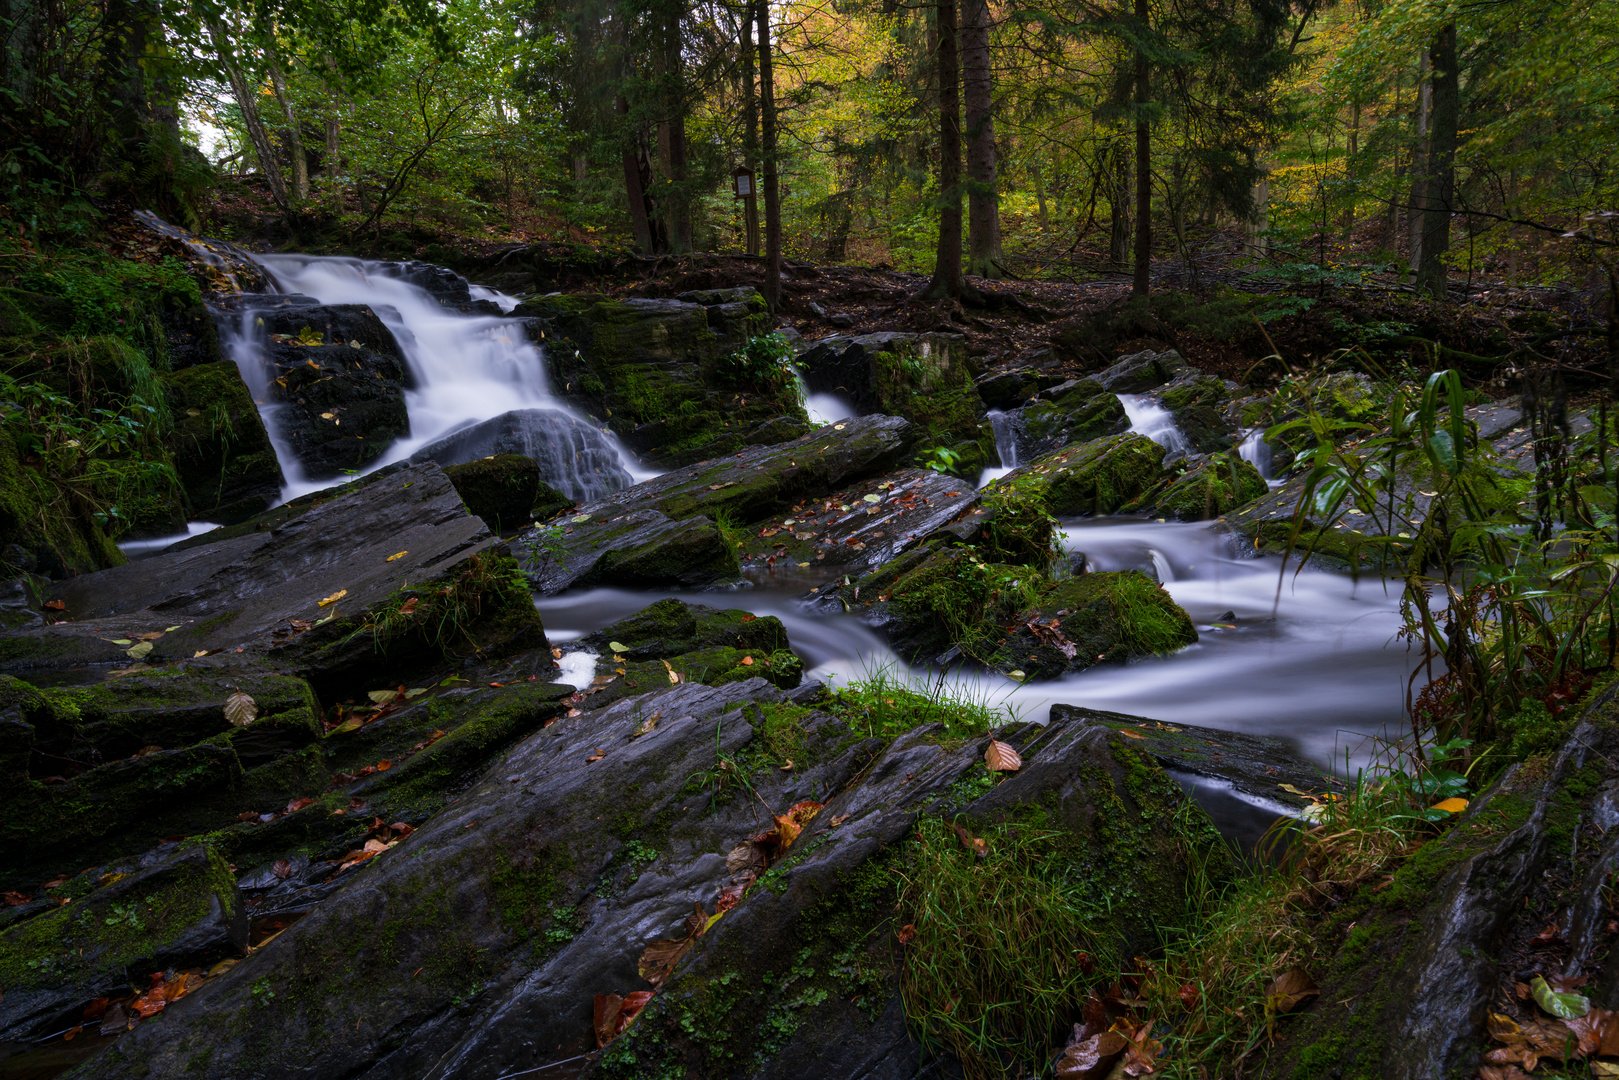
[1033,161,1049,231]
[756,0,781,312]
[741,12,761,255]
[662,5,692,253]
[961,0,999,277]
[1132,0,1151,298]
[266,51,307,203]
[206,15,290,210]
[617,93,655,254]
[1407,49,1431,272]
[1245,167,1270,260]
[922,0,968,300]
[1416,23,1458,300]
[1340,102,1359,242]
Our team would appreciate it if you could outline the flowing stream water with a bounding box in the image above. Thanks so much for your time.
[152,259,1419,825]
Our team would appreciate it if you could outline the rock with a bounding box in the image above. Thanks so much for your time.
[160,301,224,370]
[736,467,982,580]
[974,368,1068,410]
[1093,348,1188,393]
[0,425,124,579]
[1264,684,1619,1080]
[800,331,989,474]
[513,414,915,594]
[516,291,798,468]
[1001,433,1167,516]
[12,463,546,692]
[257,303,413,480]
[380,260,473,307]
[409,408,631,505]
[444,455,542,534]
[1159,374,1237,454]
[985,570,1197,679]
[68,683,1227,1080]
[0,844,246,1043]
[161,361,285,524]
[1007,379,1128,459]
[1143,451,1268,521]
[581,598,792,660]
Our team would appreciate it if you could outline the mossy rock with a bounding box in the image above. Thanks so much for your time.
[1145,452,1268,521]
[1014,388,1127,459]
[0,426,126,578]
[530,477,573,522]
[1004,433,1167,516]
[853,544,1040,663]
[0,844,245,1042]
[1159,374,1235,454]
[582,597,792,660]
[583,646,803,710]
[162,361,284,524]
[445,454,541,534]
[988,570,1197,680]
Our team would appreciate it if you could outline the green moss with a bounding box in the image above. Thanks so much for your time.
[1148,452,1269,521]
[443,454,540,533]
[991,570,1197,679]
[1017,433,1167,516]
[161,361,281,524]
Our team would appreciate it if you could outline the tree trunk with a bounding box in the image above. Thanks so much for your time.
[741,12,761,255]
[206,15,290,211]
[1340,102,1359,241]
[1033,161,1049,231]
[1132,0,1151,298]
[1416,22,1458,300]
[961,0,999,277]
[1245,167,1270,260]
[617,93,655,254]
[266,52,307,203]
[1407,49,1431,271]
[922,0,967,300]
[662,6,693,253]
[757,0,782,312]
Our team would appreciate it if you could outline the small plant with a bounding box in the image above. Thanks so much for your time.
[719,332,801,403]
[917,445,963,474]
[825,662,1010,745]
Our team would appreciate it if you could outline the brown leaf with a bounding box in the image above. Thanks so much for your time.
[984,739,1022,772]
[399,597,419,615]
[272,859,292,880]
[1564,1006,1619,1056]
[2,890,32,906]
[715,878,750,912]
[1265,967,1319,1015]
[740,655,754,666]
[224,692,258,728]
[727,842,768,876]
[638,937,693,988]
[1116,728,1146,740]
[285,797,316,814]
[949,821,989,857]
[896,923,916,945]
[1055,1028,1129,1078]
[44,599,66,611]
[594,994,624,1048]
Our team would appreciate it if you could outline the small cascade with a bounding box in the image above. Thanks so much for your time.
[220,254,645,504]
[795,367,855,426]
[1239,427,1278,484]
[978,409,1020,488]
[1118,394,1190,455]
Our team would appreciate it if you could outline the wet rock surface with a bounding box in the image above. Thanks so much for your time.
[409,407,631,504]
[513,414,915,594]
[160,360,284,524]
[63,684,1227,1080]
[1001,432,1167,516]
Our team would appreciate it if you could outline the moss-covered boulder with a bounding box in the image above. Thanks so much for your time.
[801,332,986,472]
[974,366,1069,410]
[445,454,541,534]
[1010,379,1128,459]
[1002,433,1167,516]
[0,426,126,578]
[988,570,1197,679]
[1092,347,1188,393]
[582,598,792,660]
[1143,451,1268,521]
[1159,374,1236,454]
[63,681,1228,1080]
[162,360,284,524]
[411,409,631,505]
[0,844,245,1043]
[516,290,802,468]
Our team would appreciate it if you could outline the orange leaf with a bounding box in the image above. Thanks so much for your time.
[375,759,392,771]
[984,739,1022,772]
[897,923,916,945]
[740,656,754,666]
[638,937,692,988]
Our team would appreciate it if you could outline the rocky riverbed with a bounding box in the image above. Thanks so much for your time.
[2,228,1604,1080]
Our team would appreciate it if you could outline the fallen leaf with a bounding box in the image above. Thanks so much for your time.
[586,748,606,763]
[1532,974,1590,1019]
[1431,796,1469,814]
[897,923,916,945]
[740,655,754,666]
[224,692,258,728]
[1055,1024,1130,1078]
[82,997,110,1020]
[1265,967,1320,1015]
[950,821,989,857]
[398,597,419,615]
[375,759,392,771]
[594,991,653,1048]
[44,599,66,611]
[830,814,851,826]
[285,797,316,813]
[632,710,662,737]
[715,878,750,912]
[661,659,680,684]
[1116,728,1146,740]
[609,640,631,653]
[387,551,408,562]
[2,890,32,905]
[368,690,401,705]
[126,641,153,659]
[318,589,347,607]
[130,971,194,1018]
[727,841,768,876]
[272,859,292,879]
[984,739,1022,772]
[638,937,693,988]
[1565,1007,1619,1056]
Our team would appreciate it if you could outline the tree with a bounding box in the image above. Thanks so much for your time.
[757,0,781,311]
[1414,21,1457,299]
[921,0,973,301]
[961,0,1000,277]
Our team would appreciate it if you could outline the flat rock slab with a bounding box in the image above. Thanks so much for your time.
[12,464,504,681]
[514,414,915,594]
[738,467,981,582]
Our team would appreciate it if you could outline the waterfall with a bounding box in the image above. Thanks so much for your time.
[795,367,854,426]
[977,409,1019,488]
[220,255,644,505]
[1239,427,1274,479]
[1118,394,1190,455]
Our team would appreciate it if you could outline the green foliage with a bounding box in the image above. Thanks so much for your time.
[824,664,1007,745]
[717,333,800,402]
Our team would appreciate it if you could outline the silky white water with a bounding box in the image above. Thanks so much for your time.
[1118,393,1190,453]
[227,255,651,503]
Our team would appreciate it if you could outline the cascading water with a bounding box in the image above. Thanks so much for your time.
[1239,427,1283,487]
[220,255,647,504]
[794,366,855,427]
[1118,393,1190,454]
[978,409,1019,487]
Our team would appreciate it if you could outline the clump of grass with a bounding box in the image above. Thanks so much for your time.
[825,663,1010,745]
[897,815,1104,1080]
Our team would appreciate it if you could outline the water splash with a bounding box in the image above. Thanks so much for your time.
[978,408,1019,488]
[1118,394,1190,454]
[1239,427,1283,487]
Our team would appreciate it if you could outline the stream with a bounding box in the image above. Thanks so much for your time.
[143,256,1419,823]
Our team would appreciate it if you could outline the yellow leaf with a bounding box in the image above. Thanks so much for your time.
[387,551,408,562]
[1431,797,1469,814]
[368,690,401,704]
[318,589,347,607]
[1116,728,1146,740]
[126,641,153,659]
